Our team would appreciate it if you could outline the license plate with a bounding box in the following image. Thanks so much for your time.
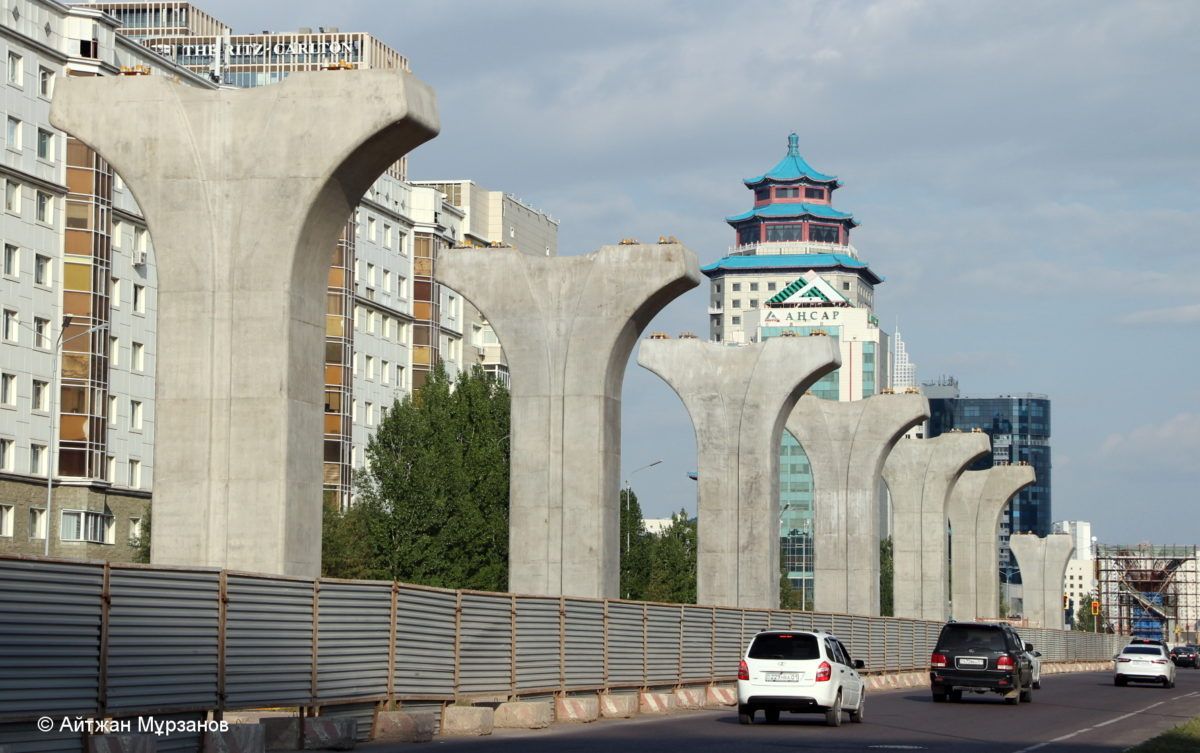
[957,658,986,667]
[765,672,800,682]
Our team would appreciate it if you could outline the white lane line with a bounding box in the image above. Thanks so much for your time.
[1012,698,1178,753]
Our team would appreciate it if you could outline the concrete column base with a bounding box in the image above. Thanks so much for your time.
[638,691,677,714]
[673,687,705,709]
[493,701,553,729]
[301,718,356,750]
[705,685,737,706]
[599,693,639,718]
[441,706,493,736]
[373,712,437,742]
[554,696,600,722]
[87,736,156,753]
[259,718,300,752]
[203,724,265,753]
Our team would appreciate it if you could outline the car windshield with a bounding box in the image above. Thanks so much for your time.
[1124,646,1163,655]
[938,625,1006,651]
[749,633,820,660]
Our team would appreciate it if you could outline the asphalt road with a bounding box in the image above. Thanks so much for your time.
[373,669,1200,753]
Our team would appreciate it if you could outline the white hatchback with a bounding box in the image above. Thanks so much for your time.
[1114,644,1176,688]
[737,629,866,727]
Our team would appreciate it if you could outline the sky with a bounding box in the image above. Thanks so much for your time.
[191,0,1199,544]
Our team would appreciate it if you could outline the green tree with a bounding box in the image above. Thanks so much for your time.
[619,488,652,600]
[326,364,510,590]
[779,566,805,610]
[130,504,151,564]
[644,509,697,604]
[879,536,894,616]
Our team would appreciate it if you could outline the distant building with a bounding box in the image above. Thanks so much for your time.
[1053,520,1095,625]
[891,328,917,391]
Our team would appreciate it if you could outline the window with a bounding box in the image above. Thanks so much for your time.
[842,282,851,291]
[2,310,17,342]
[39,67,53,98]
[33,254,49,285]
[110,277,120,306]
[133,284,145,313]
[132,342,144,372]
[106,455,115,483]
[60,510,114,544]
[383,316,392,340]
[29,508,46,538]
[128,459,141,488]
[367,216,376,242]
[365,401,374,426]
[36,191,51,223]
[109,336,119,366]
[809,224,840,243]
[108,395,117,422]
[750,282,759,291]
[34,317,49,349]
[396,364,406,388]
[754,187,770,202]
[5,180,19,212]
[384,224,393,248]
[8,52,22,86]
[0,504,11,536]
[731,316,741,326]
[732,283,741,292]
[129,516,142,544]
[365,355,375,380]
[382,360,390,385]
[0,437,12,470]
[766,223,804,242]
[30,443,46,475]
[0,373,13,406]
[6,116,21,150]
[37,129,52,160]
[750,299,758,308]
[768,282,777,291]
[776,187,800,198]
[3,244,15,276]
[32,380,48,412]
[805,187,825,200]
[383,269,392,293]
[367,263,376,287]
[731,299,741,308]
[130,400,143,430]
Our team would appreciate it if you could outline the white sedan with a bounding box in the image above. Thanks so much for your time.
[1114,644,1176,688]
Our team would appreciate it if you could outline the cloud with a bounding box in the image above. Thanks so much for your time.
[1116,304,1200,326]
[1100,413,1200,471]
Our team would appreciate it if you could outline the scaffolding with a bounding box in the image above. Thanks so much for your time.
[1096,544,1200,643]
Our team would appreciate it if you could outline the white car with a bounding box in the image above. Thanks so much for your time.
[1114,644,1176,688]
[737,629,865,727]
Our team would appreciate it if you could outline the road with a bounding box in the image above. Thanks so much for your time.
[374,669,1200,752]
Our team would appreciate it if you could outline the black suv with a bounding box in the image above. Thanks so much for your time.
[1169,645,1198,668]
[929,622,1035,704]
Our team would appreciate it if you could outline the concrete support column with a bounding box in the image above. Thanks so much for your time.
[1009,533,1074,629]
[882,432,990,621]
[638,337,839,608]
[947,466,1036,620]
[51,72,438,577]
[785,394,928,616]
[437,244,700,598]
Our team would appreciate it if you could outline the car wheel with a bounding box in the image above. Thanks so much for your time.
[1166,678,1176,689]
[1020,685,1033,703]
[1033,680,1041,689]
[1115,676,1126,687]
[931,690,947,703]
[849,693,865,723]
[948,688,963,703]
[738,705,754,725]
[764,709,780,723]
[825,693,843,727]
[1005,680,1021,705]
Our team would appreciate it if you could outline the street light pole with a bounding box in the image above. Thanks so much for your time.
[44,316,108,556]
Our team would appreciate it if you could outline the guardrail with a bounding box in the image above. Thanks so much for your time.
[0,554,1129,751]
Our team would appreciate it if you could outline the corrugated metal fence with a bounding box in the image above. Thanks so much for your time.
[0,555,1129,751]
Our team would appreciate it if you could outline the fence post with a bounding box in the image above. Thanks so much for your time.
[217,570,228,718]
[642,603,649,688]
[710,606,717,685]
[510,594,518,700]
[602,600,610,692]
[387,582,398,709]
[311,580,320,708]
[98,561,111,717]
[558,596,566,693]
[453,591,463,700]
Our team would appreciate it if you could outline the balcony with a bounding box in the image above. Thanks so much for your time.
[728,241,859,259]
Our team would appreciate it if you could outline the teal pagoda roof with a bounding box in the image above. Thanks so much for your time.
[744,133,839,186]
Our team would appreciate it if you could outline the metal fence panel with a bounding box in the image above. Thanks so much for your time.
[713,610,744,679]
[394,587,455,697]
[0,559,102,718]
[107,567,220,713]
[321,702,378,742]
[225,575,314,708]
[645,605,681,684]
[809,612,834,635]
[515,597,560,691]
[742,611,769,650]
[563,599,604,689]
[317,581,392,701]
[681,607,713,681]
[458,593,512,696]
[606,602,644,686]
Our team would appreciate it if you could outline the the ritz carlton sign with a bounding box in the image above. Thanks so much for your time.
[151,40,362,61]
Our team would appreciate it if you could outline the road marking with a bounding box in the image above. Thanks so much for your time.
[1012,698,1178,753]
[868,747,927,751]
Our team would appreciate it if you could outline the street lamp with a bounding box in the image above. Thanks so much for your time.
[44,315,108,556]
[621,459,662,599]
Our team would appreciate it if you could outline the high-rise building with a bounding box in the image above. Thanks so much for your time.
[701,134,891,605]
[891,327,917,391]
[924,382,1052,584]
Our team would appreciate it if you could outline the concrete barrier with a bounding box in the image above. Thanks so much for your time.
[673,687,705,709]
[706,685,737,706]
[599,693,639,718]
[203,724,265,753]
[441,706,493,736]
[638,691,676,714]
[259,718,300,752]
[87,736,156,753]
[493,701,553,729]
[301,718,356,750]
[555,696,600,722]
[372,712,436,743]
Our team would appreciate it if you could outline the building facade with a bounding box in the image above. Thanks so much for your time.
[701,134,891,606]
[1053,519,1095,625]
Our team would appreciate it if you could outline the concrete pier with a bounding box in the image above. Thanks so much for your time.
[883,432,990,621]
[438,243,700,598]
[51,71,438,577]
[947,466,1036,620]
[1009,533,1075,629]
[785,394,928,616]
[638,336,839,608]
